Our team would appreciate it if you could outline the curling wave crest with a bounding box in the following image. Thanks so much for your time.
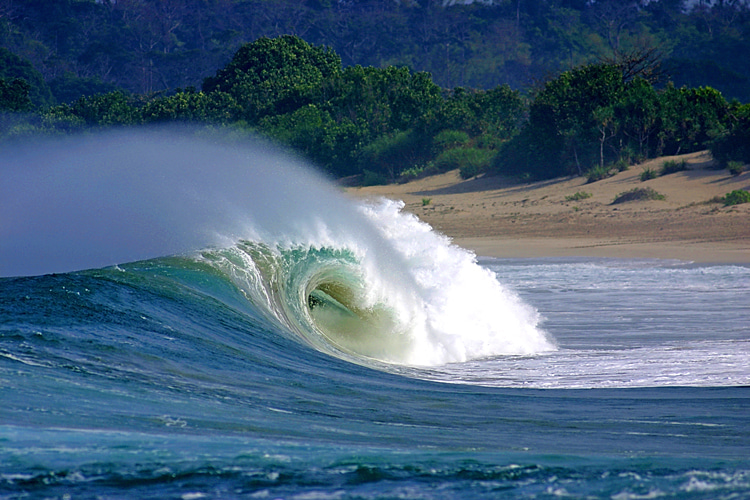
[201,199,555,366]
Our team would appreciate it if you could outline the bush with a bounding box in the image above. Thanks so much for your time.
[358,130,425,182]
[709,103,750,167]
[727,161,744,176]
[398,163,439,183]
[0,78,33,111]
[432,129,470,153]
[612,187,666,204]
[614,157,630,172]
[474,133,504,150]
[723,190,750,206]
[640,167,659,181]
[398,165,424,182]
[361,169,388,186]
[586,165,615,183]
[565,191,592,201]
[434,147,496,179]
[660,159,688,175]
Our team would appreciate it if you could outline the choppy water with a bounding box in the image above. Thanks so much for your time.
[1,130,748,499]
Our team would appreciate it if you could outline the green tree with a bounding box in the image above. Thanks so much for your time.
[55,91,138,126]
[202,35,341,122]
[436,85,525,139]
[325,65,441,137]
[614,76,660,159]
[506,62,625,178]
[656,84,728,156]
[0,48,54,108]
[141,90,240,124]
[258,104,338,172]
[48,72,120,104]
[0,78,33,111]
[592,104,616,169]
[472,85,525,139]
[710,102,750,166]
[358,130,426,182]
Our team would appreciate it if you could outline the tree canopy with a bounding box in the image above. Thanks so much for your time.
[2,35,748,183]
[1,0,750,101]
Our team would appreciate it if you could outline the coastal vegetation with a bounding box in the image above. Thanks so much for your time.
[660,159,688,175]
[565,191,592,202]
[723,190,750,206]
[3,0,750,101]
[612,187,667,204]
[640,167,660,181]
[727,161,745,176]
[1,0,749,187]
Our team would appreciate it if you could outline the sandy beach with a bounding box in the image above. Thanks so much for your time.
[345,151,750,263]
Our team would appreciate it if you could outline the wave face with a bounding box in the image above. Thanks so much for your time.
[0,128,551,366]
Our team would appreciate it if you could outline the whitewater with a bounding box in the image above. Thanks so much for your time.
[1,129,748,499]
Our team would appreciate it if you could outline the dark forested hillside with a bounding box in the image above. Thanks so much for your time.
[2,2,750,184]
[2,0,750,103]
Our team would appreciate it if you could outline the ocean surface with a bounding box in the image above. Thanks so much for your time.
[1,130,749,499]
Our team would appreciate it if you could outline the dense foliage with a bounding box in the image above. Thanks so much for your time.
[2,33,749,183]
[493,59,737,179]
[2,0,750,102]
[709,102,750,166]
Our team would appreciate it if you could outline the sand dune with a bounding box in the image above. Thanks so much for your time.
[345,151,750,263]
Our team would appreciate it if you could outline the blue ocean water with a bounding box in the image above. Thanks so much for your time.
[1,131,749,499]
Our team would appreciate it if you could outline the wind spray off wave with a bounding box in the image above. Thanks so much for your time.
[0,128,553,366]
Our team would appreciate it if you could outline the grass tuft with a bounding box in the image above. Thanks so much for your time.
[727,161,745,176]
[660,159,688,175]
[565,191,592,202]
[586,165,615,183]
[640,167,659,181]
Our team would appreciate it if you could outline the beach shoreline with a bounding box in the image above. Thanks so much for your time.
[345,151,750,264]
[454,236,750,263]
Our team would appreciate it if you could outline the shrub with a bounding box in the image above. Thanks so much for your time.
[586,165,615,183]
[398,163,441,183]
[422,197,432,206]
[361,169,388,186]
[709,103,750,167]
[640,167,658,181]
[565,191,592,201]
[723,190,750,206]
[474,133,504,150]
[434,147,496,179]
[432,129,470,153]
[660,159,688,175]
[614,157,630,172]
[727,161,744,176]
[612,187,666,204]
[359,130,425,182]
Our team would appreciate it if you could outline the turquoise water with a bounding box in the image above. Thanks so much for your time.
[1,131,748,499]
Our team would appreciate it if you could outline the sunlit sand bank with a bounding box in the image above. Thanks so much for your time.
[346,151,750,263]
